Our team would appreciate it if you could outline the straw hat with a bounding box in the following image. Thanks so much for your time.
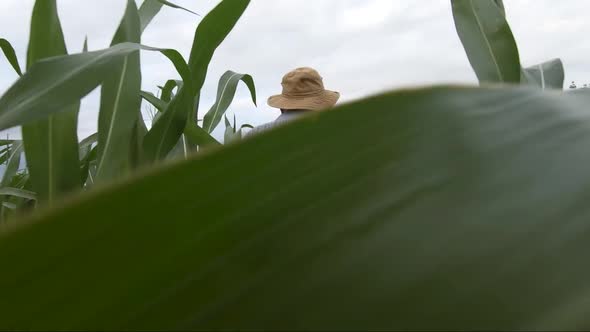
[268,67,340,111]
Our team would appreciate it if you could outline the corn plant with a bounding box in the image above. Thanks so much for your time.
[0,0,256,217]
[2,0,590,330]
[452,0,565,89]
[224,114,254,144]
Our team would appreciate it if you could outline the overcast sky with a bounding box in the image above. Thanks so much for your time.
[0,0,588,140]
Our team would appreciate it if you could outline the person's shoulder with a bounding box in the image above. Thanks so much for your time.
[245,113,307,138]
[244,121,277,137]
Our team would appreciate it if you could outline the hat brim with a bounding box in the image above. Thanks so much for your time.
[267,90,340,111]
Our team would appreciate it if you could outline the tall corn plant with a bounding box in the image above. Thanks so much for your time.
[0,0,255,216]
[452,0,565,89]
[22,0,81,206]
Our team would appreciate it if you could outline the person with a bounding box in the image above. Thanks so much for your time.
[247,67,340,136]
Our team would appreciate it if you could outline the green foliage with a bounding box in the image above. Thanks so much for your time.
[0,0,255,213]
[0,38,23,76]
[493,0,505,16]
[451,0,521,83]
[3,87,590,329]
[143,0,251,162]
[224,114,253,144]
[0,44,184,132]
[0,0,583,330]
[96,0,142,182]
[22,0,81,205]
[0,187,36,201]
[452,0,564,89]
[138,0,197,33]
[159,79,183,102]
[140,91,167,112]
[0,141,23,188]
[522,58,565,90]
[203,71,256,133]
[156,0,200,16]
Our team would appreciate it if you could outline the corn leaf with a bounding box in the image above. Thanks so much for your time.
[223,115,235,144]
[21,0,81,204]
[2,202,16,210]
[79,132,98,183]
[203,70,256,133]
[95,0,142,183]
[159,79,183,102]
[522,58,565,90]
[0,188,36,201]
[0,141,23,188]
[130,115,148,169]
[139,0,164,34]
[167,134,190,160]
[223,114,245,144]
[452,0,521,84]
[156,0,200,16]
[79,133,98,156]
[493,0,505,16]
[0,43,189,132]
[2,86,590,329]
[142,88,192,161]
[142,0,250,162]
[0,146,10,165]
[184,121,221,147]
[81,145,98,186]
[139,0,198,34]
[0,38,23,76]
[140,91,168,112]
[187,0,250,97]
[0,140,16,147]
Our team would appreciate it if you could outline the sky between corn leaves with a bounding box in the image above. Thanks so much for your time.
[0,0,588,141]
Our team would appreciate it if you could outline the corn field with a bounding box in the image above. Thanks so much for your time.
[1,0,590,330]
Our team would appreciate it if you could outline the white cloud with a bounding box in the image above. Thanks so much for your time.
[0,0,588,140]
[338,0,398,31]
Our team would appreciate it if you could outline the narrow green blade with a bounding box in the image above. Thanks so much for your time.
[0,141,23,187]
[522,58,565,90]
[203,70,256,133]
[156,0,200,16]
[0,146,10,165]
[223,114,238,144]
[0,43,188,132]
[79,133,98,184]
[142,0,250,162]
[138,0,164,34]
[80,145,98,187]
[130,114,148,169]
[167,134,190,160]
[493,0,505,16]
[0,188,36,201]
[159,79,183,102]
[140,91,168,112]
[188,0,250,95]
[0,140,17,147]
[22,0,80,204]
[139,0,198,34]
[184,121,222,147]
[2,86,590,329]
[0,38,23,76]
[79,133,98,156]
[95,0,142,183]
[452,0,521,84]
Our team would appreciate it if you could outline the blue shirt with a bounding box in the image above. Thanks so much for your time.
[246,112,307,137]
